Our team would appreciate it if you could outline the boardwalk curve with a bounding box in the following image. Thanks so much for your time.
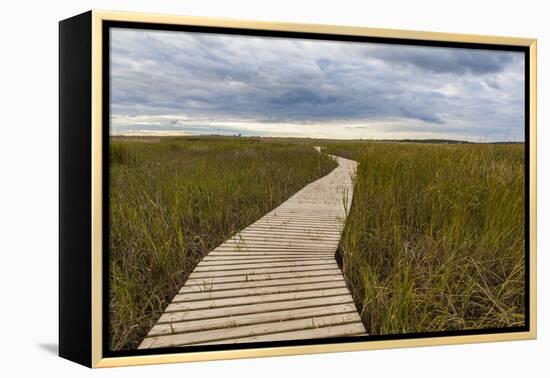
[139,152,365,348]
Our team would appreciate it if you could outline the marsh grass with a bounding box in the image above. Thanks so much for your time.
[325,142,525,334]
[109,137,337,350]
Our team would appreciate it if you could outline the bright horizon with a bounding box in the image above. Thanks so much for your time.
[110,28,525,142]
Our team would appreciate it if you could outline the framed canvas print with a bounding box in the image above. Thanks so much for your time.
[59,10,537,368]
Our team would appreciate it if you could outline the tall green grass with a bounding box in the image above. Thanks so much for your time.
[109,137,337,350]
[324,143,525,334]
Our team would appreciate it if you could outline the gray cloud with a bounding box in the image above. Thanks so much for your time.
[110,28,525,141]
[367,45,517,75]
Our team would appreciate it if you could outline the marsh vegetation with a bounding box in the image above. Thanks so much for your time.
[109,137,337,350]
[324,142,525,334]
[109,136,525,349]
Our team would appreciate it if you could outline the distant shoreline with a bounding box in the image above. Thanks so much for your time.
[110,134,524,145]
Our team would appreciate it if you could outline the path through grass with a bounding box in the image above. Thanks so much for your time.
[109,137,337,350]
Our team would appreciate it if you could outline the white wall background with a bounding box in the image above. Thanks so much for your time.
[0,0,547,376]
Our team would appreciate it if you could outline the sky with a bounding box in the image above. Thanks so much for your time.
[110,28,525,141]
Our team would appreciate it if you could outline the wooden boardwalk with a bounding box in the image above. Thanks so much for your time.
[139,153,366,349]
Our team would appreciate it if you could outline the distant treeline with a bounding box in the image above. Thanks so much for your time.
[376,139,524,145]
[110,134,524,145]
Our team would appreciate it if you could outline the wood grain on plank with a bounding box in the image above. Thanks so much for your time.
[148,303,358,336]
[140,313,361,348]
[157,295,355,324]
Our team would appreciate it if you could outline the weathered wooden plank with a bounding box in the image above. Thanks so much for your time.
[174,281,347,302]
[195,259,336,271]
[235,233,340,241]
[210,247,334,252]
[157,295,354,323]
[140,313,361,348]
[199,322,366,345]
[202,255,331,261]
[184,269,344,285]
[188,263,339,279]
[166,287,351,311]
[200,257,332,265]
[212,246,336,252]
[250,214,343,221]
[228,234,341,243]
[206,256,333,261]
[222,241,340,249]
[252,219,340,225]
[216,239,338,251]
[211,246,336,252]
[247,223,342,231]
[235,226,342,234]
[271,210,343,214]
[256,216,338,222]
[238,228,341,235]
[179,275,344,293]
[240,226,340,233]
[206,252,334,258]
[214,243,337,248]
[147,304,358,336]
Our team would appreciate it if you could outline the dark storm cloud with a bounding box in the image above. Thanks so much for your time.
[110,28,525,141]
[368,45,516,75]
